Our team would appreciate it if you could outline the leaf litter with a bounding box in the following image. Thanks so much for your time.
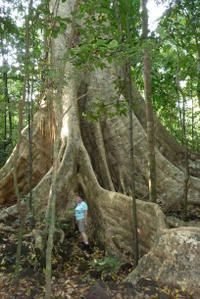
[0,221,195,298]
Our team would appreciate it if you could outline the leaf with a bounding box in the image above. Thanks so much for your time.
[108,39,119,49]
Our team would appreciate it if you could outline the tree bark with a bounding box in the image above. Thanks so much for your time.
[141,0,157,203]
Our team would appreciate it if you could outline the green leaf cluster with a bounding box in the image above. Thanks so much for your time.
[90,256,123,275]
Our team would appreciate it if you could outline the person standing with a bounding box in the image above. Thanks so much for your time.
[75,195,89,249]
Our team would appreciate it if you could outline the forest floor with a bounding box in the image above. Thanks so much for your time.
[0,209,198,299]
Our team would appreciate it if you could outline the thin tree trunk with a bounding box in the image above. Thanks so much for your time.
[1,24,12,148]
[44,2,63,295]
[27,76,34,225]
[126,62,139,265]
[185,1,200,109]
[8,94,12,141]
[13,100,26,283]
[44,135,60,299]
[14,185,27,283]
[194,30,200,108]
[3,63,8,148]
[176,61,190,217]
[177,96,183,142]
[190,85,194,149]
[196,49,200,108]
[141,0,157,203]
[181,90,189,218]
[126,4,139,266]
[14,0,33,282]
[4,62,13,141]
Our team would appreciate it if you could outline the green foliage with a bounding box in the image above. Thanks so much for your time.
[149,0,200,150]
[82,96,128,122]
[0,0,200,166]
[68,0,141,69]
[68,0,141,123]
[90,256,123,275]
[0,0,54,165]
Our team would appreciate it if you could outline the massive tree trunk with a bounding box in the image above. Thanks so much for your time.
[0,0,200,258]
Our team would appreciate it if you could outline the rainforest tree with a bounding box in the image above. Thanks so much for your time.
[0,0,200,297]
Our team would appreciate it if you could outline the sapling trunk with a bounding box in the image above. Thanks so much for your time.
[141,0,157,203]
